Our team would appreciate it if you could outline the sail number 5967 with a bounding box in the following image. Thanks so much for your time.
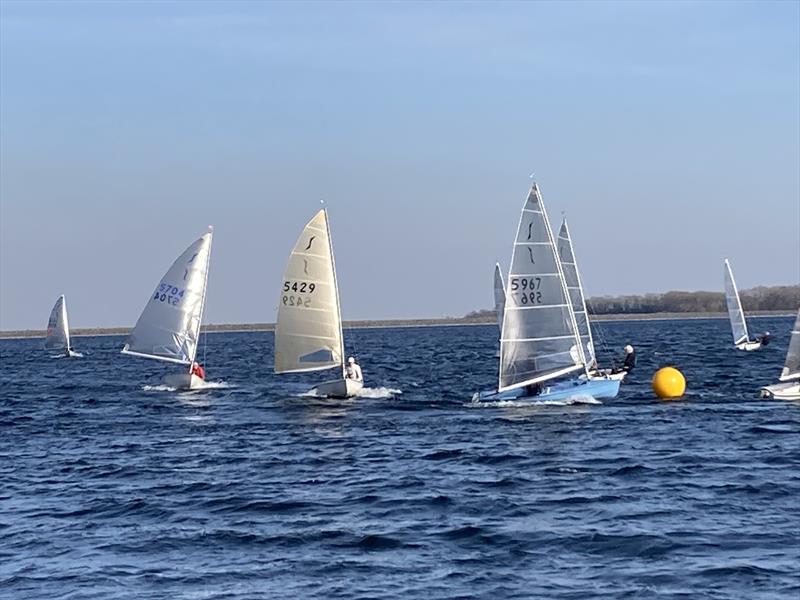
[511,277,543,305]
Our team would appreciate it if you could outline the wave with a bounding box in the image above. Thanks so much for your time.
[468,395,602,408]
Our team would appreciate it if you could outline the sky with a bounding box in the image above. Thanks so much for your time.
[1,0,798,329]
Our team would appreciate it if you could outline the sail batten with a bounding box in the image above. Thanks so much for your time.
[275,209,345,375]
[779,310,800,382]
[556,218,596,367]
[724,259,750,345]
[498,183,584,392]
[122,229,213,365]
[44,295,71,351]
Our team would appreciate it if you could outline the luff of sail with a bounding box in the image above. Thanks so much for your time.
[723,259,749,345]
[499,183,584,392]
[122,228,213,365]
[493,263,506,331]
[45,295,70,351]
[275,209,345,374]
[556,218,596,367]
[779,309,800,382]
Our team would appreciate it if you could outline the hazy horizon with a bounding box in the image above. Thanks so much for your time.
[1,1,798,330]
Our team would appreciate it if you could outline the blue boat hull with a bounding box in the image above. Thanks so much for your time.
[477,377,621,402]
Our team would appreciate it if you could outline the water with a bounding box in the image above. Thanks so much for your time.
[1,317,798,599]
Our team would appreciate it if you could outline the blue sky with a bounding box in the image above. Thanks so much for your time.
[1,0,798,329]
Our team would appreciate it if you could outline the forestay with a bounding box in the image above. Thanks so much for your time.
[122,228,213,365]
[723,259,749,345]
[275,209,345,374]
[556,218,595,367]
[45,295,71,351]
[780,309,800,382]
[493,263,506,331]
[499,183,584,392]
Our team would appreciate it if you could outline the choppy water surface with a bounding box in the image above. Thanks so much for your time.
[1,317,799,599]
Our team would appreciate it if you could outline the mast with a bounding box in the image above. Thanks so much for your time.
[324,208,347,379]
[724,259,749,344]
[560,218,595,369]
[537,185,587,374]
[188,226,213,372]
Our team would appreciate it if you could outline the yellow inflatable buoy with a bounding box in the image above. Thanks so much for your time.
[652,367,686,399]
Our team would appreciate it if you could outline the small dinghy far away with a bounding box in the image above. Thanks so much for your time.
[760,309,800,400]
[493,262,505,357]
[274,208,363,399]
[121,227,213,390]
[477,182,621,403]
[724,259,770,351]
[45,295,79,357]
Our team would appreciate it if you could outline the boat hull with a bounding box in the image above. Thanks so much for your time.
[736,340,762,351]
[310,377,363,399]
[162,373,205,390]
[581,369,627,382]
[476,377,621,402]
[760,381,800,400]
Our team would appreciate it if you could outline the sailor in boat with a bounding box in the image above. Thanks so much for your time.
[345,357,363,383]
[65,346,76,358]
[755,331,772,346]
[611,345,636,374]
[191,362,206,381]
[522,382,543,397]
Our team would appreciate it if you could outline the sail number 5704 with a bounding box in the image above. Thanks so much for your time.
[153,283,184,306]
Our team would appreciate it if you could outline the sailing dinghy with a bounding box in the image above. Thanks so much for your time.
[760,309,800,400]
[556,218,626,381]
[274,209,362,399]
[121,227,213,390]
[476,183,620,402]
[45,295,79,357]
[724,259,768,351]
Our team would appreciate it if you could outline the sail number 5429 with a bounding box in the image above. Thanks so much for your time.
[282,280,316,308]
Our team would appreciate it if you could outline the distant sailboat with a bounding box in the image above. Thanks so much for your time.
[121,227,213,390]
[274,209,362,398]
[493,262,506,331]
[760,310,800,400]
[556,218,626,381]
[477,182,620,402]
[724,259,768,351]
[45,295,79,357]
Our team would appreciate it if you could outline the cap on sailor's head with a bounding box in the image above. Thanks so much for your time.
[348,357,355,363]
[624,345,634,353]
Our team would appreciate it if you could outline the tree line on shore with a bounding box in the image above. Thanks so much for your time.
[466,285,800,318]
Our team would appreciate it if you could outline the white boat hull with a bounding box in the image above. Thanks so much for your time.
[162,373,205,390]
[310,377,363,399]
[736,340,762,351]
[760,381,800,400]
[581,369,627,382]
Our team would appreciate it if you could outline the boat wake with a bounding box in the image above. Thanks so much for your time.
[357,386,402,399]
[469,394,602,408]
[142,380,233,392]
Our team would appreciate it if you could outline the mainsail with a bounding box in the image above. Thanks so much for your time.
[779,309,800,382]
[493,263,506,331]
[723,259,749,345]
[275,209,345,374]
[499,183,584,391]
[45,295,71,351]
[556,218,596,367]
[122,228,213,365]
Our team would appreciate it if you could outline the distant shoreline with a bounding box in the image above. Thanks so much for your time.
[1,310,793,340]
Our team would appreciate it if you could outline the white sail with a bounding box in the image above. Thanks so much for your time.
[723,259,749,345]
[556,218,596,367]
[779,309,800,382]
[122,228,213,365]
[45,295,71,351]
[275,209,345,374]
[493,263,506,331]
[499,183,584,392]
